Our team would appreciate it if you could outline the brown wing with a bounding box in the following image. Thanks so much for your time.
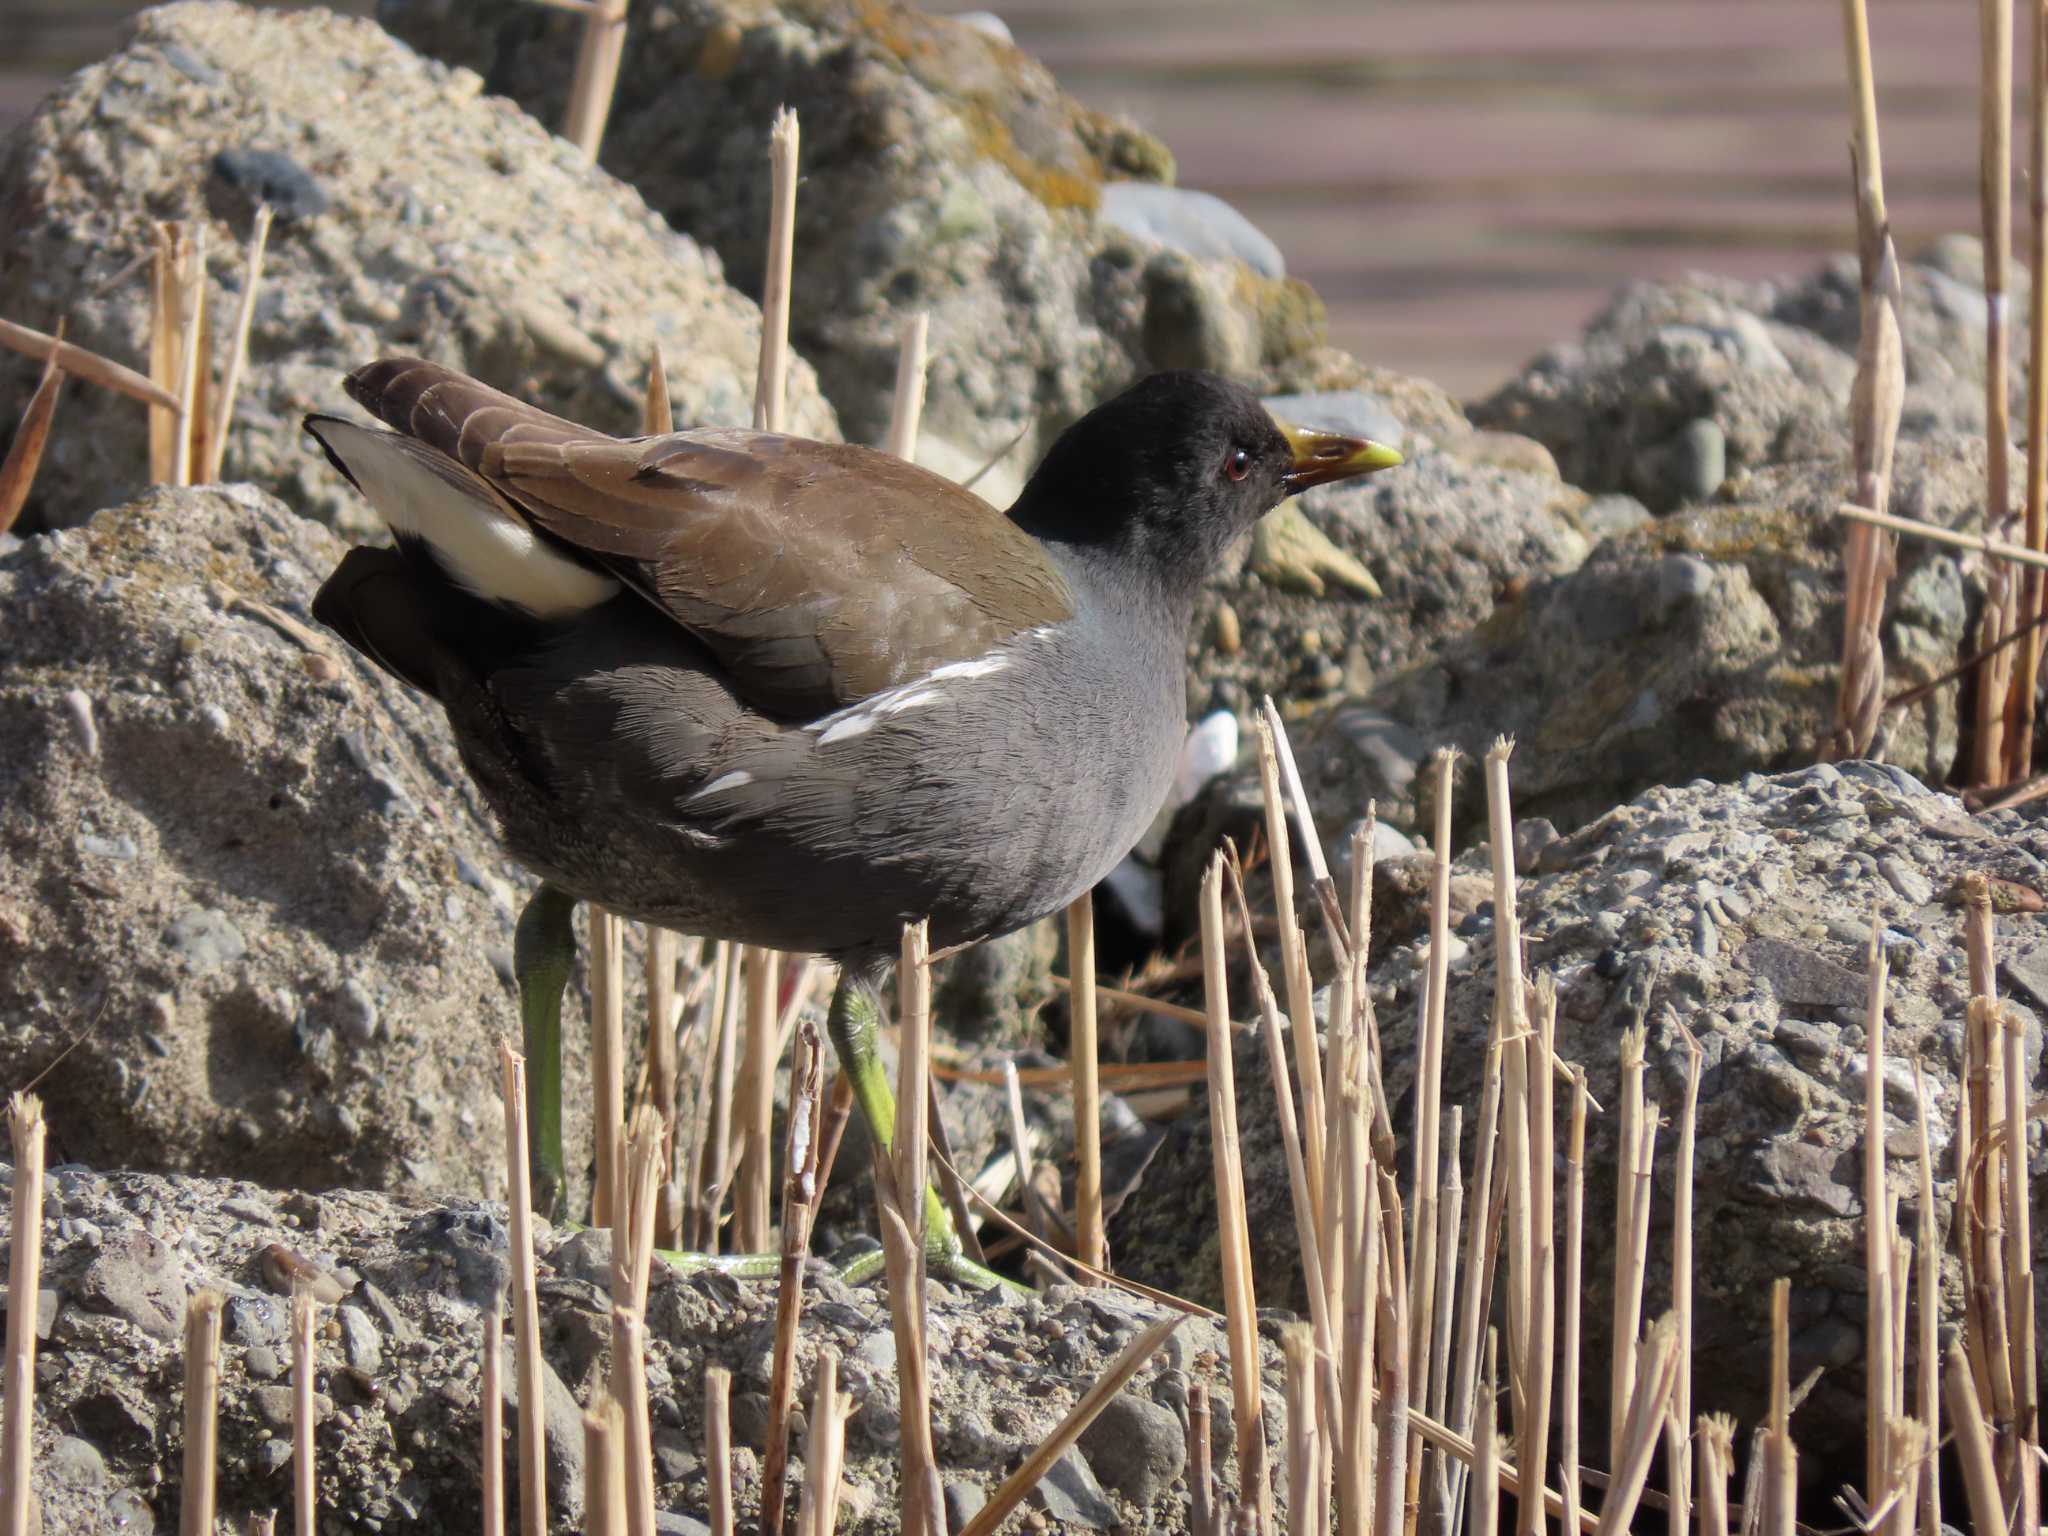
[343,358,1074,718]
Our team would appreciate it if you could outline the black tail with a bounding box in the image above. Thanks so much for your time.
[312,545,449,701]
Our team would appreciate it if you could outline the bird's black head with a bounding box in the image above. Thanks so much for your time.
[1007,371,1401,605]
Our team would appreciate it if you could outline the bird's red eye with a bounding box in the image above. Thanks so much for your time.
[1224,448,1250,482]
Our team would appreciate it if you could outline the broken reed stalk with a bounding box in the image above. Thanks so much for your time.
[591,907,627,1228]
[1334,991,1380,1536]
[885,311,929,461]
[2003,999,2041,1530]
[1445,1030,1504,1535]
[958,1317,1182,1536]
[610,1309,655,1536]
[1761,1281,1797,1536]
[1,1095,44,1536]
[2012,0,2048,778]
[292,1288,319,1536]
[203,203,272,482]
[698,943,740,1251]
[881,918,942,1536]
[0,343,64,536]
[169,222,207,490]
[735,942,779,1253]
[150,228,177,481]
[582,1396,627,1536]
[1609,1024,1649,1478]
[1067,890,1106,1276]
[1254,715,1329,1254]
[804,1347,850,1536]
[1946,1341,2003,1536]
[1424,1106,1464,1535]
[1975,0,2018,783]
[646,928,682,1250]
[1190,1379,1217,1536]
[1469,1331,1499,1536]
[182,1291,224,1536]
[759,1020,825,1536]
[1669,1027,1702,1536]
[1558,1071,1589,1536]
[1908,1060,1939,1536]
[644,343,674,437]
[1863,919,1895,1506]
[498,1042,548,1536]
[1199,854,1271,1533]
[1372,1174,1411,1536]
[704,1367,733,1536]
[1283,1324,1322,1536]
[1831,0,1907,759]
[563,0,629,159]
[482,1293,505,1536]
[1407,746,1456,1511]
[754,109,799,435]
[1698,1416,1735,1536]
[0,314,179,410]
[1592,1316,1680,1536]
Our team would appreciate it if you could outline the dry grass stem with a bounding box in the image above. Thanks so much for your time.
[1518,980,1558,1536]
[1372,1173,1411,1536]
[2,1095,44,1536]
[1334,1024,1379,1536]
[150,228,177,481]
[168,221,207,489]
[1424,1104,1464,1535]
[608,1308,655,1536]
[563,0,629,158]
[735,942,779,1252]
[1974,0,2018,781]
[291,1288,319,1536]
[760,1019,825,1536]
[1610,1025,1649,1476]
[1199,854,1269,1532]
[1907,1060,1939,1536]
[1408,747,1456,1499]
[1592,1316,1680,1536]
[1761,1281,1797,1536]
[643,343,673,436]
[481,1294,504,1536]
[1698,1416,1735,1536]
[1067,892,1106,1276]
[753,108,799,434]
[1837,500,2048,573]
[0,343,64,536]
[1444,1033,1503,1535]
[497,1042,548,1536]
[1049,975,1206,1028]
[1863,918,1896,1507]
[2010,0,2048,776]
[803,1347,850,1536]
[696,942,740,1250]
[1670,1026,1702,1535]
[1830,0,1906,758]
[1283,1323,1323,1536]
[1190,1379,1217,1536]
[1469,1332,1498,1536]
[880,919,942,1536]
[2003,998,2040,1529]
[204,203,272,481]
[958,1315,1181,1536]
[1559,1069,1589,1536]
[1946,1341,2003,1536]
[885,311,929,461]
[924,1075,988,1268]
[181,1290,224,1536]
[0,313,179,410]
[591,907,626,1228]
[582,1395,627,1536]
[704,1366,733,1536]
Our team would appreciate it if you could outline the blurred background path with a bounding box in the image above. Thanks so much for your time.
[0,0,1991,397]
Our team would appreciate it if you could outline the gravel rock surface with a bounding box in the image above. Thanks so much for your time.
[0,1,833,537]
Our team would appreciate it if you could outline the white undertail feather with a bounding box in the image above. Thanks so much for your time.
[316,419,619,618]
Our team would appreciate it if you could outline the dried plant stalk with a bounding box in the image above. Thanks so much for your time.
[1372,1174,1411,1536]
[704,1367,733,1536]
[1517,980,1558,1536]
[150,226,177,481]
[1670,1027,1703,1535]
[0,344,64,536]
[1908,1060,1939,1536]
[696,941,739,1251]
[1946,1341,2003,1536]
[1975,0,2018,782]
[563,0,630,159]
[2010,0,2048,776]
[1334,1008,1378,1536]
[753,109,799,435]
[2003,999,2040,1531]
[0,314,178,409]
[610,1308,655,1536]
[1444,1033,1503,1535]
[643,343,673,437]
[582,1395,627,1536]
[203,203,272,481]
[959,1316,1181,1536]
[292,1288,319,1536]
[1610,1025,1648,1475]
[1424,1105,1465,1536]
[1,1096,45,1536]
[1200,854,1269,1532]
[1256,715,1329,1243]
[481,1293,504,1536]
[1409,747,1457,1506]
[498,1042,548,1536]
[1559,1071,1590,1536]
[182,1291,225,1536]
[1283,1323,1323,1536]
[760,1020,824,1536]
[1698,1416,1735,1536]
[591,906,626,1228]
[885,311,929,461]
[735,942,779,1252]
[1761,1281,1797,1536]
[1067,891,1106,1276]
[1830,0,1907,758]
[168,222,207,490]
[803,1348,850,1536]
[1190,1379,1218,1536]
[1592,1316,1680,1536]
[1863,921,1894,1504]
[1469,1332,1498,1536]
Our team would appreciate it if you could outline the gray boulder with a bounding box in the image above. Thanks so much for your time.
[0,484,597,1199]
[0,0,834,537]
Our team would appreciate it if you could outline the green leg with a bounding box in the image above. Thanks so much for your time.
[827,973,1020,1292]
[514,883,579,1220]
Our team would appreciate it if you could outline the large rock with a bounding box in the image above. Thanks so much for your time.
[1472,237,2018,512]
[378,0,1345,465]
[1118,762,2048,1488]
[0,1,834,537]
[11,1163,1229,1534]
[0,484,598,1198]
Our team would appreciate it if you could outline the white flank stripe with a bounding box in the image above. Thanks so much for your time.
[817,712,878,746]
[878,688,942,716]
[927,654,1007,683]
[688,769,754,801]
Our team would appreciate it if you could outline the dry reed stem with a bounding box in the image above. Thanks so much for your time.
[1469,1332,1498,1536]
[1067,892,1106,1276]
[648,931,683,1253]
[1906,1060,1939,1536]
[1254,716,1329,1248]
[1284,1323,1323,1536]
[563,0,629,158]
[1191,1379,1218,1536]
[1975,0,2018,783]
[498,1042,548,1536]
[880,919,942,1536]
[760,1020,824,1536]
[1050,975,1207,1028]
[204,203,271,481]
[591,907,627,1228]
[885,312,929,461]
[481,1292,504,1536]
[1946,1341,2004,1536]
[2011,0,2048,777]
[291,1288,319,1536]
[1670,1027,1703,1536]
[1372,1173,1411,1536]
[2004,997,2040,1530]
[1000,1058,1053,1259]
[169,222,207,489]
[1863,919,1894,1506]
[1831,0,1906,759]
[1518,980,1558,1536]
[803,1347,849,1536]
[1839,500,2048,575]
[610,1308,655,1536]
[1610,1025,1648,1476]
[1558,1070,1589,1536]
[1,1095,44,1536]
[1762,1281,1797,1536]
[1698,1416,1735,1536]
[704,1366,733,1536]
[1444,1032,1503,1536]
[754,109,799,434]
[1964,997,2016,1432]
[0,314,179,411]
[249,1514,277,1536]
[1592,1316,1679,1536]
[1200,855,1270,1533]
[181,1290,224,1536]
[643,343,673,437]
[736,943,779,1252]
[1409,747,1456,1504]
[697,941,740,1249]
[149,227,177,481]
[1334,1016,1378,1536]
[582,1395,627,1536]
[1424,1105,1464,1536]
[0,343,64,536]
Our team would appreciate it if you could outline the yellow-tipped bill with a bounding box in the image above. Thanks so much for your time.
[1274,418,1403,493]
